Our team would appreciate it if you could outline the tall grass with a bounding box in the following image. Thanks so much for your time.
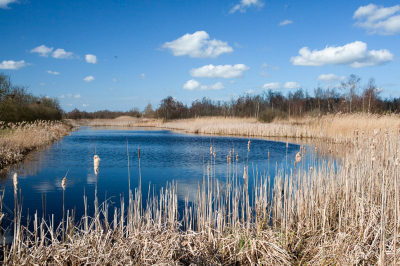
[1,116,400,264]
[0,120,71,170]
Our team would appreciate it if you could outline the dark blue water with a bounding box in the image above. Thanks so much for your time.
[1,127,309,234]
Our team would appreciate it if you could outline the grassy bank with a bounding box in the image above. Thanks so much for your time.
[68,116,163,127]
[159,113,400,143]
[0,120,71,170]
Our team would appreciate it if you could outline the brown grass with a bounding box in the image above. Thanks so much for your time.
[0,121,71,170]
[68,117,163,127]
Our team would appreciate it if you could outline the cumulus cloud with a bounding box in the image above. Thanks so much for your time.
[30,45,53,57]
[353,4,400,35]
[229,81,236,84]
[0,0,18,9]
[74,93,81,98]
[230,0,264,14]
[279,20,293,26]
[59,95,65,98]
[190,64,249,78]
[83,76,95,82]
[263,82,281,89]
[183,79,225,91]
[162,31,233,58]
[283,82,300,89]
[66,94,72,98]
[262,82,300,89]
[46,70,60,75]
[141,73,146,79]
[316,74,346,83]
[0,60,26,70]
[290,41,393,68]
[246,89,256,94]
[82,104,89,107]
[85,54,98,64]
[261,63,279,70]
[39,83,45,86]
[52,49,73,59]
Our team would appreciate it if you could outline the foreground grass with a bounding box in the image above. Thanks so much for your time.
[0,121,71,170]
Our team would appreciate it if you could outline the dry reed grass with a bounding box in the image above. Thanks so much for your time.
[69,117,163,127]
[0,121,71,170]
[159,113,400,143]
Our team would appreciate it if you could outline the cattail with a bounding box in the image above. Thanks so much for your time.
[236,154,238,161]
[371,150,376,161]
[268,151,270,158]
[310,167,313,171]
[94,155,100,174]
[13,173,18,191]
[295,152,301,163]
[210,147,212,154]
[138,148,140,159]
[286,142,288,148]
[374,128,379,136]
[395,158,399,166]
[303,147,306,154]
[247,140,250,151]
[315,147,317,153]
[213,151,216,158]
[61,177,66,190]
[243,166,247,179]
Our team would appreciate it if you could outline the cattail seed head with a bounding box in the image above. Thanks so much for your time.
[94,155,100,174]
[210,147,212,154]
[247,140,250,151]
[243,166,247,179]
[395,158,399,166]
[268,151,270,158]
[61,177,66,190]
[315,147,317,153]
[236,154,238,161]
[295,152,301,163]
[310,167,313,171]
[13,173,18,191]
[138,148,140,159]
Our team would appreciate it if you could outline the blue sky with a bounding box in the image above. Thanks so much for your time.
[1,0,399,112]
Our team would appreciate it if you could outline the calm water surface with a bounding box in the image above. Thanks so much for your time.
[2,127,317,234]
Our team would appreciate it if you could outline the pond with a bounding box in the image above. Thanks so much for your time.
[1,126,321,241]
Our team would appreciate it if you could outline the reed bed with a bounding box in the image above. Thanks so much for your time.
[159,113,400,143]
[69,117,163,127]
[2,115,400,265]
[0,121,71,170]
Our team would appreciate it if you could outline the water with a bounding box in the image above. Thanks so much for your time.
[1,126,316,238]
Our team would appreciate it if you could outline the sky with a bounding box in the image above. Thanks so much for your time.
[1,0,399,112]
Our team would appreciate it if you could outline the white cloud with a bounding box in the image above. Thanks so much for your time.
[52,49,73,59]
[283,82,300,89]
[353,4,400,35]
[229,80,236,84]
[279,20,293,26]
[183,79,225,91]
[190,64,249,78]
[112,78,117,81]
[141,73,146,79]
[246,89,256,94]
[230,0,264,14]
[30,45,53,57]
[39,83,45,86]
[85,54,98,64]
[83,76,95,82]
[109,88,114,91]
[0,0,18,9]
[290,41,393,68]
[82,104,89,107]
[261,63,279,70]
[74,93,81,98]
[162,31,233,58]
[258,71,271,78]
[263,82,281,89]
[46,70,60,75]
[316,74,346,83]
[65,103,73,106]
[0,60,26,70]
[234,42,245,48]
[59,95,65,98]
[66,94,72,98]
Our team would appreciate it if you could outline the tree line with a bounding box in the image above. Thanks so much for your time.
[0,73,63,123]
[66,75,400,122]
